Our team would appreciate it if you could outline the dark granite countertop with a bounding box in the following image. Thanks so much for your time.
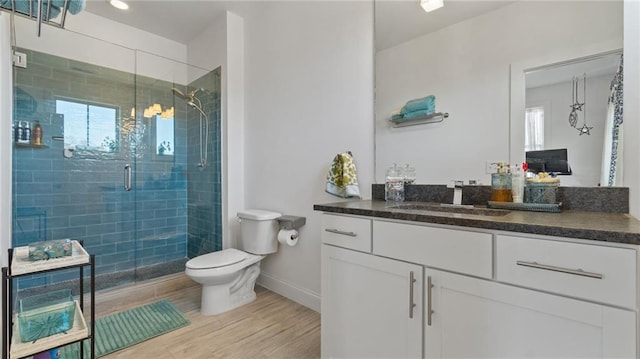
[313,200,640,245]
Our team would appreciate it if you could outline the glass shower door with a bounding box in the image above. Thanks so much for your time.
[133,51,222,278]
[11,39,139,289]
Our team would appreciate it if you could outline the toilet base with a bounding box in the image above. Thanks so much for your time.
[200,262,261,315]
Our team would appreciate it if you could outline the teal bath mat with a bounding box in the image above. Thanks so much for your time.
[59,299,190,358]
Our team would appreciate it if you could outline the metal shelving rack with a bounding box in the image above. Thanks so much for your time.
[0,0,73,36]
[2,241,95,359]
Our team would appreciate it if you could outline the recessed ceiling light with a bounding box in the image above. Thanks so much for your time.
[109,0,129,10]
[421,0,444,13]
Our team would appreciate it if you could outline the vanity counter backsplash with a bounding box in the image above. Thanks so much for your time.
[314,185,640,245]
[372,184,629,213]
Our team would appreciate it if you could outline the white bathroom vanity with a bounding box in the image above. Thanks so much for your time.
[316,202,640,358]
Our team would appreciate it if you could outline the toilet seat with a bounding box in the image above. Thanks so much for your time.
[186,248,248,269]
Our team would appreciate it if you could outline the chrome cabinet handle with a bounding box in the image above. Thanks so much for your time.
[516,260,603,279]
[124,164,132,192]
[409,271,416,319]
[324,228,357,237]
[427,276,434,326]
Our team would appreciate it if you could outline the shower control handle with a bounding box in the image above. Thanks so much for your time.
[124,164,132,192]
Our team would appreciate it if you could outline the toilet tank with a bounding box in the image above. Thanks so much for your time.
[238,209,282,254]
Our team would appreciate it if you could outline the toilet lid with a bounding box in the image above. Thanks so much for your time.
[186,248,248,269]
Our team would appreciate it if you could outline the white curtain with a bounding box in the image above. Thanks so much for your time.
[525,107,544,152]
[600,55,624,187]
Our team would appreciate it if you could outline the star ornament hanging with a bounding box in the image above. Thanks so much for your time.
[578,123,593,135]
[571,102,584,112]
[568,109,578,127]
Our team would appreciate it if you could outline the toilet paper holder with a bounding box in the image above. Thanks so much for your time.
[277,215,306,230]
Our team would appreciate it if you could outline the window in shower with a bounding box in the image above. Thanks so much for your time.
[56,99,119,153]
[154,115,174,156]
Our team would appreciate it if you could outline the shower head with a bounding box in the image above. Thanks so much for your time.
[189,101,208,119]
[172,86,210,170]
[171,87,188,100]
[172,87,207,102]
[172,87,208,116]
[190,88,207,97]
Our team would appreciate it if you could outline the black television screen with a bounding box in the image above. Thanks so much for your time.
[525,148,572,175]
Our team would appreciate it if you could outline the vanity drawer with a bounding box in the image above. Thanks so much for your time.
[373,221,493,278]
[496,235,637,309]
[321,214,372,253]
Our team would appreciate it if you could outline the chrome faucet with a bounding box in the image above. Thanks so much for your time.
[448,180,464,205]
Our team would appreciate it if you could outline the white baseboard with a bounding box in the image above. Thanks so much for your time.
[257,272,320,313]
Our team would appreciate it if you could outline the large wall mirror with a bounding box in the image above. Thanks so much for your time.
[510,47,623,187]
[374,1,623,186]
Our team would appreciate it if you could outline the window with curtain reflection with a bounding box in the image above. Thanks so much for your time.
[525,107,544,152]
[154,114,174,156]
[57,98,118,152]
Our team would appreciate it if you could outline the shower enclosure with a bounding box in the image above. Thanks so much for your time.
[11,36,222,291]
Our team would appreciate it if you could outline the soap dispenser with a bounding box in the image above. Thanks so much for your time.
[511,163,525,203]
[491,162,512,202]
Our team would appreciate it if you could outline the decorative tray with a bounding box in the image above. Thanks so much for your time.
[11,240,89,275]
[487,201,562,213]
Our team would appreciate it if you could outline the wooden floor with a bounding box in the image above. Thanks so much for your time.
[91,275,320,359]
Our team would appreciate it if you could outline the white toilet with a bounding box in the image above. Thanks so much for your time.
[185,209,281,315]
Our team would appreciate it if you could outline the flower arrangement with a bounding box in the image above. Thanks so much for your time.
[101,137,117,153]
[158,141,172,155]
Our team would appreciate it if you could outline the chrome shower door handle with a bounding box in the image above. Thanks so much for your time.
[124,164,132,192]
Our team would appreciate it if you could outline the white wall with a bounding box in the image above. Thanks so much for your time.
[223,13,246,251]
[526,74,613,187]
[376,1,623,185]
[241,1,375,311]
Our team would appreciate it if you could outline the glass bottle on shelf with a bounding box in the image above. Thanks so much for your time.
[32,121,43,146]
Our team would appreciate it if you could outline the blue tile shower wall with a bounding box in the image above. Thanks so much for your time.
[186,69,222,258]
[11,49,220,290]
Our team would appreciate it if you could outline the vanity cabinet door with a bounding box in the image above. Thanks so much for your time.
[425,268,635,358]
[322,245,423,359]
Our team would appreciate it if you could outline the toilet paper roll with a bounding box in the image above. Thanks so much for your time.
[277,229,299,246]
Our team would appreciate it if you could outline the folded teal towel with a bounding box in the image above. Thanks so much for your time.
[391,113,404,121]
[401,95,436,115]
[64,0,85,14]
[402,109,437,120]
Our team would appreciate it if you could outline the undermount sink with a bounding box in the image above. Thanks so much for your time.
[392,203,510,217]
